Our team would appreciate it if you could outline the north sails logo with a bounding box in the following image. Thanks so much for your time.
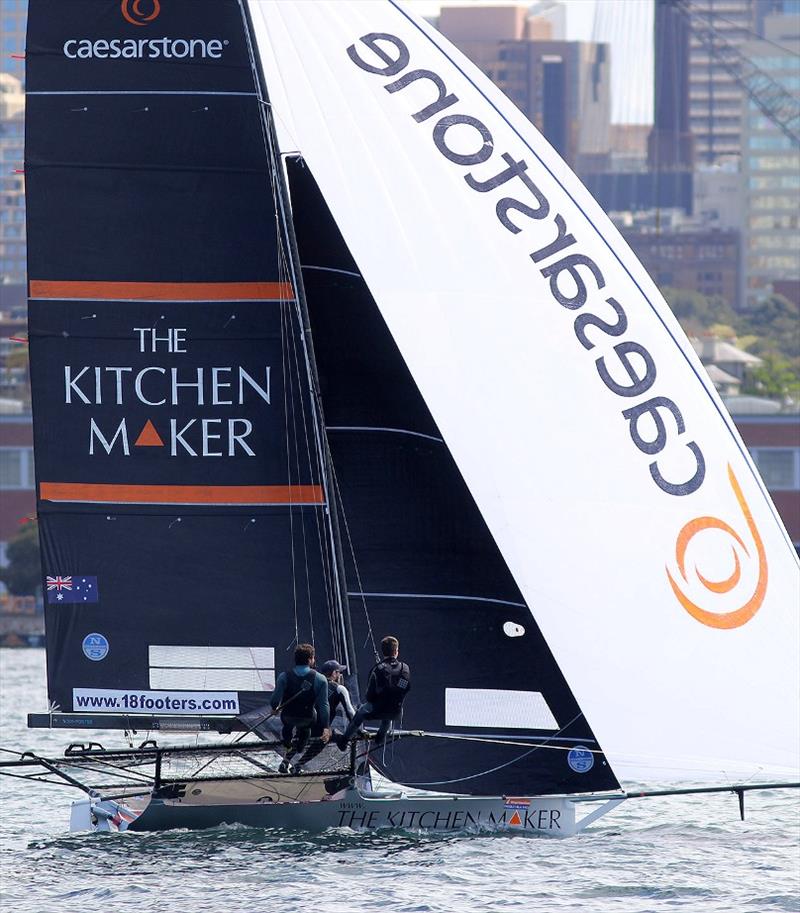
[121,0,161,26]
[667,464,768,629]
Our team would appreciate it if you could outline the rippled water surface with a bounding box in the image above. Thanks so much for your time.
[1,649,798,913]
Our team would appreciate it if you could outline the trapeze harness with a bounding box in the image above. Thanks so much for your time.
[281,668,318,724]
[368,659,411,718]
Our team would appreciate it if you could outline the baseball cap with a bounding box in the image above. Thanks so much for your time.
[321,660,347,676]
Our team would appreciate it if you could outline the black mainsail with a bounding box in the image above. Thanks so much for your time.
[26,0,344,722]
[287,160,619,797]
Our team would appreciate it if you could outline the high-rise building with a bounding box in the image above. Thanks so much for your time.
[0,73,25,288]
[529,1,567,40]
[1,0,27,85]
[741,13,800,307]
[1,0,27,290]
[649,0,695,170]
[687,0,776,166]
[437,5,611,170]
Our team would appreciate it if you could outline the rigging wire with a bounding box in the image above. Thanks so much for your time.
[284,294,316,646]
[241,0,350,662]
[280,299,300,646]
[327,454,378,660]
[392,729,604,753]
[373,713,594,787]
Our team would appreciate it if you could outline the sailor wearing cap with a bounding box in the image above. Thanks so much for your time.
[292,659,356,771]
[320,660,357,732]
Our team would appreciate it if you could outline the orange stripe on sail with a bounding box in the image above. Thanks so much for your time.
[40,483,324,505]
[29,280,294,301]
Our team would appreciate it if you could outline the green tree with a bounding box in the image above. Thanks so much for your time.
[738,294,800,362]
[661,287,738,335]
[741,353,800,400]
[0,523,41,596]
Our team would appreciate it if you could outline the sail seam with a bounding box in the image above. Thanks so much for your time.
[327,426,443,443]
[301,265,362,279]
[347,591,526,608]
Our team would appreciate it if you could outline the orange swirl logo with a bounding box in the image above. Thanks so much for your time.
[667,464,768,629]
[121,0,161,26]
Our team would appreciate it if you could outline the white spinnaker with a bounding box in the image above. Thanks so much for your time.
[248,0,800,784]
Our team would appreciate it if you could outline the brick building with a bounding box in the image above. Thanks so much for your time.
[734,411,800,549]
[0,413,34,572]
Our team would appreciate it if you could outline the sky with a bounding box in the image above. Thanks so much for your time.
[405,0,655,123]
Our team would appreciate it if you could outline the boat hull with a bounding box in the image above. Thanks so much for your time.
[69,779,622,836]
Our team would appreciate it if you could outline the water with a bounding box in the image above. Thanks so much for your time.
[1,649,798,913]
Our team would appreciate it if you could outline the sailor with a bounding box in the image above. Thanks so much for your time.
[337,636,411,748]
[320,660,356,733]
[270,643,330,773]
[293,659,356,769]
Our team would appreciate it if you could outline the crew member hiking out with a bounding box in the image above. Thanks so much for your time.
[294,659,356,769]
[270,643,330,774]
[337,636,410,749]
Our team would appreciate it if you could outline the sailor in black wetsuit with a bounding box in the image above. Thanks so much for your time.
[338,636,411,748]
[270,643,330,773]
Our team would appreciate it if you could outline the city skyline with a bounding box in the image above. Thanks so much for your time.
[407,0,655,123]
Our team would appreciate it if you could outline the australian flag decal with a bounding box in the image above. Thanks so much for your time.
[46,575,99,604]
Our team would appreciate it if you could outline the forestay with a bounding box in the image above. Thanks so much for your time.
[249,0,800,784]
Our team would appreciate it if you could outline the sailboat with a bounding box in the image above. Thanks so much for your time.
[1,0,798,837]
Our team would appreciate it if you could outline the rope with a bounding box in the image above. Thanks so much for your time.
[393,728,604,753]
[328,454,378,660]
[240,0,352,662]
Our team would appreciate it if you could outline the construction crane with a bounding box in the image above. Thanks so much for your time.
[675,0,800,148]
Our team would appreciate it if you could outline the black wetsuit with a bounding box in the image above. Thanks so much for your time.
[340,658,411,746]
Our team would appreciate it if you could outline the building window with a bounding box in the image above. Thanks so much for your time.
[0,447,35,490]
[749,448,800,491]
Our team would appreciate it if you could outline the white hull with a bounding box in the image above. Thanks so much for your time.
[70,777,624,837]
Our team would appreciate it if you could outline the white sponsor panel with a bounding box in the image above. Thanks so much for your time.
[149,668,275,691]
[249,0,800,782]
[148,645,275,668]
[148,645,275,691]
[445,688,558,730]
[73,689,240,714]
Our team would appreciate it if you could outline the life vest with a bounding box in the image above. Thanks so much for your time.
[328,681,344,721]
[281,668,317,719]
[369,660,411,714]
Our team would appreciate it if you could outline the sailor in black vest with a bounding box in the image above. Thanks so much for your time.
[270,643,330,774]
[337,635,411,748]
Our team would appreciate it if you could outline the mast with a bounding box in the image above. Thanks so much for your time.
[238,0,361,694]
